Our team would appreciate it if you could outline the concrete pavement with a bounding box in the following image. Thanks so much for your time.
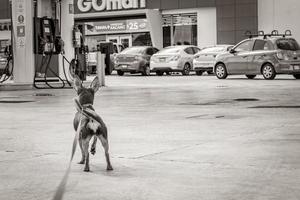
[0,74,300,200]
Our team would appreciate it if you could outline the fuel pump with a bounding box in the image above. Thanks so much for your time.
[33,0,72,89]
[97,42,114,75]
[70,24,88,81]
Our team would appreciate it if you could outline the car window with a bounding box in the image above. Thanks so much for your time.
[158,46,183,54]
[184,47,194,55]
[192,47,200,54]
[113,45,118,53]
[146,48,154,55]
[120,47,145,55]
[153,48,159,54]
[119,45,124,52]
[235,40,255,52]
[276,38,300,51]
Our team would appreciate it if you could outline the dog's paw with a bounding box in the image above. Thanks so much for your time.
[106,166,113,171]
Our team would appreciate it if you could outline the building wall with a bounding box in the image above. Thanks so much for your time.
[258,0,300,43]
[216,0,258,44]
[0,0,11,19]
[147,0,258,44]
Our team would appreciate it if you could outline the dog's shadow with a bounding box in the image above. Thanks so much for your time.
[86,163,136,178]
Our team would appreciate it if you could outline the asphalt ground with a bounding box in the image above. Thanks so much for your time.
[0,73,300,200]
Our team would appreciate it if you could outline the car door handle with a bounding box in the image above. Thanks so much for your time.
[242,56,248,58]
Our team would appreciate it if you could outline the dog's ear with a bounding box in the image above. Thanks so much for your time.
[90,76,100,92]
[73,75,82,92]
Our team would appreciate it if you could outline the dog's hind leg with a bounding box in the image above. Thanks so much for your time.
[90,136,97,155]
[98,135,113,171]
[83,136,92,172]
[78,134,85,164]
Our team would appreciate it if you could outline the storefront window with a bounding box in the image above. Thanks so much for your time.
[162,13,197,47]
[132,32,152,46]
[163,27,171,47]
[85,35,106,52]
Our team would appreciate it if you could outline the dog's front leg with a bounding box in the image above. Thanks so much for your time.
[83,136,92,172]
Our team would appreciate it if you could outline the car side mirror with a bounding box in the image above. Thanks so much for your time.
[229,49,236,54]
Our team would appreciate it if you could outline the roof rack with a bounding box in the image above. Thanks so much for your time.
[245,30,292,39]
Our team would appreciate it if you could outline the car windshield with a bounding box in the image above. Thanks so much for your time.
[120,47,145,55]
[276,38,300,51]
[202,46,228,53]
[158,46,183,54]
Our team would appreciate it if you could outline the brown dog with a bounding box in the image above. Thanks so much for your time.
[73,76,113,172]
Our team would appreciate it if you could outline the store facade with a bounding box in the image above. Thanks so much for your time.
[74,0,258,50]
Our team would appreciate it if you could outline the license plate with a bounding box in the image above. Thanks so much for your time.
[159,58,165,62]
[294,65,300,70]
[121,65,127,69]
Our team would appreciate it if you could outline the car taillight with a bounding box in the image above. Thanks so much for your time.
[134,55,141,62]
[170,55,180,61]
[277,52,284,60]
[151,56,158,63]
[277,52,289,61]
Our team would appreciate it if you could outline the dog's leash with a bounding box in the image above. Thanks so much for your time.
[52,98,85,200]
[52,98,104,200]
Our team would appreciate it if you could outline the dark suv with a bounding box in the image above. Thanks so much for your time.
[214,30,300,80]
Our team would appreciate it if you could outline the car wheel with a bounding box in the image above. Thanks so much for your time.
[246,75,256,79]
[293,74,300,79]
[195,71,203,76]
[182,63,191,76]
[117,70,124,76]
[262,64,276,80]
[156,71,164,76]
[215,63,228,79]
[142,65,151,76]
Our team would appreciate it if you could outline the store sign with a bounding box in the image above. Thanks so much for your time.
[85,19,149,35]
[76,0,146,13]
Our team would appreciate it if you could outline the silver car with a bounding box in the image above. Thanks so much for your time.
[114,46,159,76]
[214,31,300,80]
[150,45,200,76]
[193,45,233,75]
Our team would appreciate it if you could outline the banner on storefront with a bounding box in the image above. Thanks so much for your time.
[85,19,149,35]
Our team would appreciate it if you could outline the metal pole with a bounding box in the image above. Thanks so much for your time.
[96,52,105,87]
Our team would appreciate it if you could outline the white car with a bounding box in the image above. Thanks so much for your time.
[150,45,201,76]
[193,45,233,75]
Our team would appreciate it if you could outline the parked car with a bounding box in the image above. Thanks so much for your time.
[114,46,159,76]
[214,30,300,80]
[87,43,124,74]
[193,45,233,75]
[150,45,201,76]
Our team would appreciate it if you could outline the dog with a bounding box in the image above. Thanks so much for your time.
[73,76,113,172]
